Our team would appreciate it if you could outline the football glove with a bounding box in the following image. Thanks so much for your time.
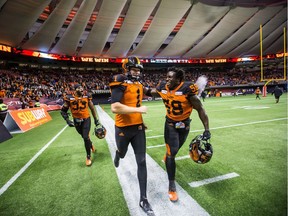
[94,118,100,126]
[66,119,74,127]
[202,130,211,140]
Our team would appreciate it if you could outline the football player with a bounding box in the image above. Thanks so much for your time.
[255,87,261,99]
[272,85,283,103]
[60,84,100,166]
[146,66,211,202]
[109,57,154,215]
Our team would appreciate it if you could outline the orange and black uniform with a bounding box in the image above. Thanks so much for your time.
[156,81,198,181]
[109,74,147,199]
[255,88,261,99]
[64,93,93,157]
[111,75,144,128]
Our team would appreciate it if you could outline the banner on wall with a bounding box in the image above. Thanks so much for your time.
[3,98,63,111]
[3,107,52,133]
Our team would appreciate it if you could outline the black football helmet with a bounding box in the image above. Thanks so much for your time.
[189,135,213,164]
[94,125,106,139]
[122,57,143,73]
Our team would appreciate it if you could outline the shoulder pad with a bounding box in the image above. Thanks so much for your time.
[109,74,127,87]
[84,92,92,98]
[188,83,199,95]
[64,94,74,101]
[156,80,166,91]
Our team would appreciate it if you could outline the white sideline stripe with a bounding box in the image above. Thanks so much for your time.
[0,125,68,196]
[161,155,190,164]
[147,135,163,139]
[96,106,209,216]
[189,172,240,188]
[147,144,165,149]
[146,117,288,139]
[175,155,190,161]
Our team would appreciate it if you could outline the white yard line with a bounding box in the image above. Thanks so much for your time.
[189,172,240,188]
[160,155,190,164]
[147,118,288,163]
[147,117,288,139]
[147,144,165,149]
[0,125,68,196]
[175,155,190,161]
[96,105,210,216]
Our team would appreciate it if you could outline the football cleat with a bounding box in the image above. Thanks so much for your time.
[91,144,96,153]
[139,199,154,216]
[168,190,178,202]
[114,151,120,168]
[163,154,167,163]
[86,157,92,166]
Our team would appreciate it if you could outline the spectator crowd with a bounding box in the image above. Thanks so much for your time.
[0,65,286,106]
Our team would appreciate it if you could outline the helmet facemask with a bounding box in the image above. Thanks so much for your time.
[94,124,106,139]
[189,135,213,164]
[122,57,143,81]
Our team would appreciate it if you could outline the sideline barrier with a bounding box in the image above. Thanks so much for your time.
[3,107,52,134]
[3,98,62,111]
[0,120,12,143]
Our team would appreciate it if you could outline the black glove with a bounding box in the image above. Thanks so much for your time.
[94,118,100,126]
[202,130,211,140]
[66,119,74,127]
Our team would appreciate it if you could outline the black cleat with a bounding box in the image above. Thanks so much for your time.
[114,151,120,168]
[139,199,155,216]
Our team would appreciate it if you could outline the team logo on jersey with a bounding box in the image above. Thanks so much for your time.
[189,84,198,94]
[175,92,183,95]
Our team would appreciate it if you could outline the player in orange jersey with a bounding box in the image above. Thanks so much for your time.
[109,57,154,215]
[255,87,261,100]
[147,67,211,202]
[61,84,100,166]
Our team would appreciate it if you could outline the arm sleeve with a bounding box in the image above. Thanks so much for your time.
[109,74,126,103]
[110,86,125,103]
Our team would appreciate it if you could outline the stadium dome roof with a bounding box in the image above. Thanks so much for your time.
[0,0,286,59]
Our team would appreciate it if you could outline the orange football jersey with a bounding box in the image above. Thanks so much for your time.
[110,74,144,127]
[156,81,198,121]
[64,93,91,119]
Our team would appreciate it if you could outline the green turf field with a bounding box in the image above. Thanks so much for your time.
[0,94,287,216]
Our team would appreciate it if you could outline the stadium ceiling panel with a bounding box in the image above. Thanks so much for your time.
[51,0,98,56]
[247,22,287,56]
[22,0,77,53]
[183,7,259,58]
[264,33,286,55]
[0,0,7,9]
[227,7,287,57]
[0,0,286,58]
[0,0,51,47]
[131,0,191,58]
[105,0,159,58]
[207,6,284,58]
[157,2,229,58]
[78,0,127,56]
